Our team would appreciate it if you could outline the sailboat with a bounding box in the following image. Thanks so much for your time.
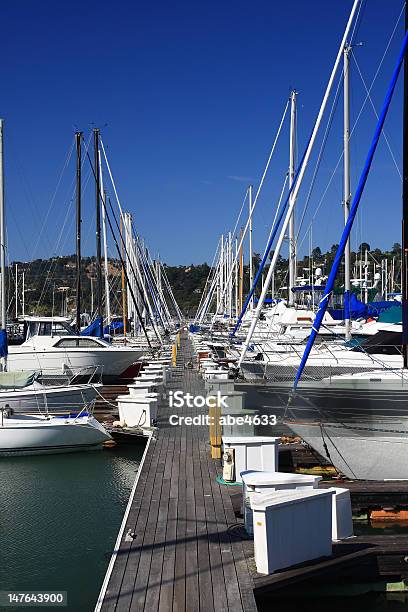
[285,12,408,480]
[0,120,111,454]
[0,410,111,456]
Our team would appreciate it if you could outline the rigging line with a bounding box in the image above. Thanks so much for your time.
[33,133,93,308]
[349,0,366,46]
[262,173,289,265]
[296,2,405,252]
[230,188,249,241]
[213,98,290,321]
[34,162,94,310]
[295,71,344,242]
[82,141,157,347]
[352,49,402,180]
[31,139,75,260]
[194,238,221,322]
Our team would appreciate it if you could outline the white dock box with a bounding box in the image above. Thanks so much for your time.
[222,437,279,482]
[128,382,161,396]
[118,394,158,428]
[325,487,354,540]
[204,368,230,381]
[251,489,334,574]
[241,471,322,535]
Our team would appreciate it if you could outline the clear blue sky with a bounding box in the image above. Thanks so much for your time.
[2,0,406,265]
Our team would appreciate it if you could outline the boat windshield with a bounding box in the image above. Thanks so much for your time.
[26,320,75,340]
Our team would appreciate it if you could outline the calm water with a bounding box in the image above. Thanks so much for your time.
[0,445,144,612]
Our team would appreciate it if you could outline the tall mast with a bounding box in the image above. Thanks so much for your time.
[248,185,254,308]
[403,4,408,368]
[98,147,111,328]
[343,44,352,340]
[288,90,297,305]
[93,128,103,331]
[15,263,18,319]
[120,215,127,338]
[0,120,6,334]
[75,131,82,334]
[239,227,244,312]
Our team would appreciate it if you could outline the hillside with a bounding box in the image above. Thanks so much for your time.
[7,243,402,319]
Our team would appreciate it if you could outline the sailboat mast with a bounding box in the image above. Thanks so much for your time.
[248,185,253,308]
[75,131,82,334]
[344,44,352,341]
[402,4,408,368]
[0,120,5,334]
[288,90,297,305]
[93,128,103,330]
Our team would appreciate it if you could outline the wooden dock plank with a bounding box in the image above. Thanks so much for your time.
[97,333,257,612]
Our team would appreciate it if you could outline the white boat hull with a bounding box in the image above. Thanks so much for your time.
[7,347,143,378]
[0,415,111,456]
[288,421,408,480]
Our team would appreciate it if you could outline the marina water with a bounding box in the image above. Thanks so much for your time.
[0,445,144,611]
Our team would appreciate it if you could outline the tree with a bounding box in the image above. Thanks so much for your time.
[330,243,339,254]
[359,242,371,253]
[392,242,401,254]
[312,246,321,259]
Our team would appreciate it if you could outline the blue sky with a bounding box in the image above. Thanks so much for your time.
[2,0,406,265]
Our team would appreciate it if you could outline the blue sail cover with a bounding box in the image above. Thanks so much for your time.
[104,321,124,335]
[329,293,397,320]
[0,329,8,357]
[81,317,103,338]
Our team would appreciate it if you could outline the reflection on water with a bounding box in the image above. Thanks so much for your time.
[0,446,144,612]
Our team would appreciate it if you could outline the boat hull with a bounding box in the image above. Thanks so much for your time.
[0,416,111,456]
[7,347,144,378]
[238,377,408,479]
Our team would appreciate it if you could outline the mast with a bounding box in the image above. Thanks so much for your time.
[239,228,244,312]
[75,131,82,334]
[288,90,297,305]
[403,1,408,368]
[98,145,111,328]
[15,263,18,319]
[248,185,254,308]
[343,44,352,340]
[0,120,5,336]
[120,215,127,338]
[93,128,103,332]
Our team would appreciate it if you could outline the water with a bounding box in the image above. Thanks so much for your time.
[0,445,144,612]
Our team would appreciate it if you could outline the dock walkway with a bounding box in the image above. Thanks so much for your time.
[97,333,258,612]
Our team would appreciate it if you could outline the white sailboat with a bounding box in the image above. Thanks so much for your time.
[0,120,112,455]
[0,411,111,456]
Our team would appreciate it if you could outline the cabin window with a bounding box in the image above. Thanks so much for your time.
[55,338,105,348]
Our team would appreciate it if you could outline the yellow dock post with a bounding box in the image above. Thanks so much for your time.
[172,343,177,366]
[177,332,180,348]
[208,396,222,459]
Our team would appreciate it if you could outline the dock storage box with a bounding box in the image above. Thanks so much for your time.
[222,437,280,482]
[241,471,322,535]
[118,394,158,428]
[251,489,334,574]
[325,487,354,540]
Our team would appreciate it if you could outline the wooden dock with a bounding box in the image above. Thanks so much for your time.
[96,333,408,611]
[96,334,258,612]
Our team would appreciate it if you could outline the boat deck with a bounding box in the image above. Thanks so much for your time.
[96,333,257,612]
